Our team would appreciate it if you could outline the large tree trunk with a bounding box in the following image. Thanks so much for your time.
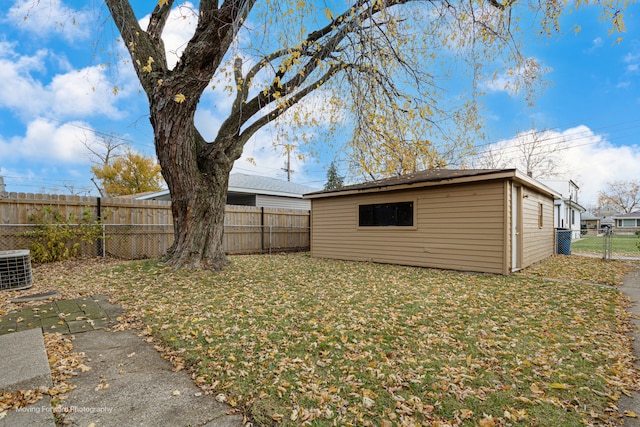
[150,94,233,270]
[103,0,253,270]
[162,162,231,270]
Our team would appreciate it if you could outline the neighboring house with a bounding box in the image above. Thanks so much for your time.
[580,212,600,235]
[600,215,616,232]
[539,179,586,240]
[137,173,317,210]
[304,169,559,275]
[614,211,640,235]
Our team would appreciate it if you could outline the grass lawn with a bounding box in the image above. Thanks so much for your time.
[2,254,640,426]
[572,234,640,257]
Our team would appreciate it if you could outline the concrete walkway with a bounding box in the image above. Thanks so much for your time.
[619,269,640,426]
[62,329,243,427]
[0,328,56,427]
[0,295,244,427]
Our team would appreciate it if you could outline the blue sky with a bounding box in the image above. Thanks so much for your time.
[0,1,639,207]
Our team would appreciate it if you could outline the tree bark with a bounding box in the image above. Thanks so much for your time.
[149,88,234,269]
[104,0,252,269]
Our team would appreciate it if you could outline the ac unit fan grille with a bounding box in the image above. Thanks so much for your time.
[0,250,33,291]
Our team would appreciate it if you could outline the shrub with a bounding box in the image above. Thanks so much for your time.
[24,207,103,263]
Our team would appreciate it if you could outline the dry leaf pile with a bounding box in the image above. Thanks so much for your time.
[1,254,638,426]
[518,255,636,286]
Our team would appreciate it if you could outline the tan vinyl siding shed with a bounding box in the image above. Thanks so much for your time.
[304,169,558,275]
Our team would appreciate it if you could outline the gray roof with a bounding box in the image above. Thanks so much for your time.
[135,173,318,200]
[229,173,317,197]
[306,169,509,197]
[614,211,640,219]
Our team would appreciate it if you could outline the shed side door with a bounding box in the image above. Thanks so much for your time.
[512,183,522,271]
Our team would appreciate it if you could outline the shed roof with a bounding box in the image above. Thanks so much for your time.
[304,169,559,199]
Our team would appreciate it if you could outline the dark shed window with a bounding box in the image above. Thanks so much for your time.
[359,202,414,227]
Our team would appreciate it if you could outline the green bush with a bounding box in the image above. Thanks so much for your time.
[24,207,103,263]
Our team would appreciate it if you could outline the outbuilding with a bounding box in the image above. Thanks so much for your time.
[136,173,317,210]
[304,169,559,275]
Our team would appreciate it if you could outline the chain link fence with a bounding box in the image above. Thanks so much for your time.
[568,227,640,260]
[0,224,310,260]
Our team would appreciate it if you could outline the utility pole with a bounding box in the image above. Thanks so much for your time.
[282,147,294,181]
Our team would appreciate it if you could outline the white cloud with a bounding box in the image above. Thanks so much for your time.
[6,0,93,42]
[0,47,49,114]
[479,125,640,207]
[623,48,640,75]
[585,37,603,54]
[139,2,198,70]
[0,118,94,164]
[195,108,225,141]
[559,128,640,206]
[48,66,125,118]
[0,43,128,120]
[624,51,640,64]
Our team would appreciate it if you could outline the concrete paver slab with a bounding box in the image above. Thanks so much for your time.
[0,295,123,337]
[34,305,61,319]
[66,319,95,334]
[0,328,52,392]
[0,329,55,427]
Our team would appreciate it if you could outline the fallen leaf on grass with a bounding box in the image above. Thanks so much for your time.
[479,415,496,427]
[9,253,640,427]
[362,396,375,408]
[625,410,639,418]
[548,382,570,390]
[529,383,544,394]
[457,408,473,419]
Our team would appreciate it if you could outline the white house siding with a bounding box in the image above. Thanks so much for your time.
[540,179,584,239]
[310,181,508,274]
[255,194,311,210]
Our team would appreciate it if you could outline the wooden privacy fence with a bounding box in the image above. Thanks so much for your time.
[0,193,310,259]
